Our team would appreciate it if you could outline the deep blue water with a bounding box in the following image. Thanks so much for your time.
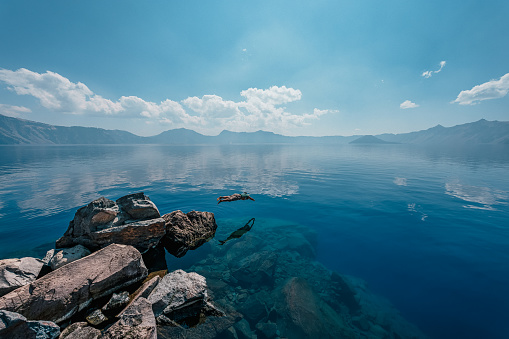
[0,144,508,339]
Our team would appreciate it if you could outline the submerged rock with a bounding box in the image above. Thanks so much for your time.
[56,193,165,253]
[0,310,60,339]
[274,277,357,339]
[0,257,45,297]
[230,250,278,288]
[101,297,157,339]
[0,244,147,324]
[161,210,217,258]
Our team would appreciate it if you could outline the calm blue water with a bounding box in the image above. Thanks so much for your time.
[0,144,508,339]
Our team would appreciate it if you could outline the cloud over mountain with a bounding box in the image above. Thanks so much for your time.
[0,68,334,134]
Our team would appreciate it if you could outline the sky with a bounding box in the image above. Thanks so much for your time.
[0,0,508,137]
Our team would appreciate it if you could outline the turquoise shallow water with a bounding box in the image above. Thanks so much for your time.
[0,144,508,338]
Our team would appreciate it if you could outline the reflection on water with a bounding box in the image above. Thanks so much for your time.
[1,143,509,339]
[445,182,508,210]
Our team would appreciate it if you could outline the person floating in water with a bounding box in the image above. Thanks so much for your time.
[219,218,255,245]
[217,192,255,204]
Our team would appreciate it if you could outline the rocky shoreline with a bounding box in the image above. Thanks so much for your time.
[0,193,427,338]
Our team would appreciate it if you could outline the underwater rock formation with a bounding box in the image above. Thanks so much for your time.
[185,218,427,339]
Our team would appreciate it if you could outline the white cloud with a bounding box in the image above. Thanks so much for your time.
[452,73,509,105]
[0,104,31,117]
[400,100,419,109]
[0,68,334,134]
[422,60,446,78]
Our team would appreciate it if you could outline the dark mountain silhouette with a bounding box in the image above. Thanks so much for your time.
[1,114,508,145]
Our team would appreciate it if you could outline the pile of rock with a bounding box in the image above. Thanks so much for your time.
[0,193,225,339]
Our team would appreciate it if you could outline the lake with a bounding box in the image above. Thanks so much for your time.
[0,144,508,338]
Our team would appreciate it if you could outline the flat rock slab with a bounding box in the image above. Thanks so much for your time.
[0,257,45,297]
[0,244,147,324]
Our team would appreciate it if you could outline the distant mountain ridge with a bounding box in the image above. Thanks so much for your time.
[349,135,398,144]
[0,114,508,145]
[377,119,509,144]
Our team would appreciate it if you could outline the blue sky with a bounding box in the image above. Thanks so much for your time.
[0,0,508,136]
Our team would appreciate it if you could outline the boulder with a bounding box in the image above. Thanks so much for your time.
[0,244,147,323]
[161,210,217,258]
[44,244,91,270]
[63,197,119,237]
[116,192,160,220]
[56,193,165,253]
[58,322,100,339]
[0,257,45,297]
[0,310,60,339]
[147,269,208,318]
[274,277,357,339]
[100,297,156,339]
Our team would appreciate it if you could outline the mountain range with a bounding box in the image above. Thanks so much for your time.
[1,114,508,145]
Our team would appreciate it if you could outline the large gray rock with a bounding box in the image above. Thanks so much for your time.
[64,196,119,237]
[101,297,157,339]
[0,310,60,339]
[161,210,217,257]
[147,269,208,318]
[58,322,100,339]
[0,257,45,297]
[44,244,91,270]
[116,192,160,220]
[56,193,165,253]
[0,244,147,324]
